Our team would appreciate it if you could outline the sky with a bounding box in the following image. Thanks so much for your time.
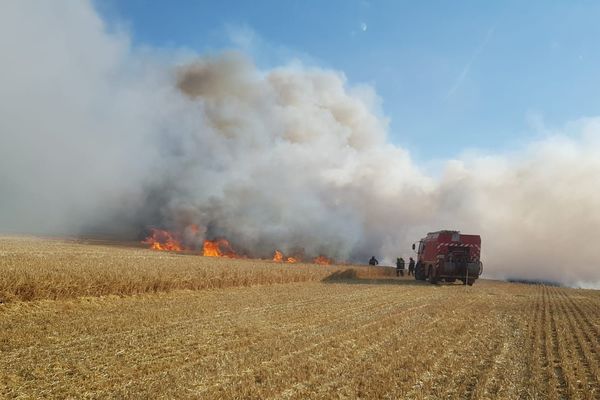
[98,0,600,161]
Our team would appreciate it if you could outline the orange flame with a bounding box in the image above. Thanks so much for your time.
[273,250,284,262]
[203,238,239,258]
[273,250,298,263]
[313,255,333,265]
[203,240,222,257]
[143,228,333,264]
[142,228,183,251]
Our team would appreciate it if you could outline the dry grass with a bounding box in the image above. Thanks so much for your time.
[0,236,393,303]
[2,237,600,399]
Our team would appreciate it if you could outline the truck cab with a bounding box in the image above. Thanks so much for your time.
[412,230,482,285]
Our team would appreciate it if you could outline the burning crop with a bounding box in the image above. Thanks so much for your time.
[142,228,240,258]
[273,250,284,262]
[313,256,333,265]
[143,228,335,264]
[272,250,301,264]
[202,238,239,258]
[142,229,182,252]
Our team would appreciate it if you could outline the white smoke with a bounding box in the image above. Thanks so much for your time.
[1,1,599,288]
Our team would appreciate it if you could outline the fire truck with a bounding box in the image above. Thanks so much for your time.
[412,230,483,285]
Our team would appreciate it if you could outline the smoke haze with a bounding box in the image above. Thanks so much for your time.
[1,1,599,288]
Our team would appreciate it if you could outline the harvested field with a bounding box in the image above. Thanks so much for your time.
[1,238,600,399]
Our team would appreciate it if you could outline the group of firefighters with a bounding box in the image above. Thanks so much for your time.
[368,256,416,277]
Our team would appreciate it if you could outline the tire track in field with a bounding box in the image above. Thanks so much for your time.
[276,295,482,399]
[1,295,337,362]
[458,343,504,400]
[462,309,526,400]
[316,285,532,400]
[64,285,424,396]
[6,280,597,399]
[526,285,547,399]
[556,288,600,394]
[535,285,562,399]
[556,289,599,393]
[0,285,382,360]
[444,306,508,400]
[337,290,517,400]
[535,284,562,399]
[195,289,447,397]
[543,285,569,400]
[130,286,400,371]
[2,285,415,397]
[479,316,528,400]
[1,285,402,386]
[115,287,423,397]
[563,293,600,349]
[0,289,328,348]
[391,298,504,399]
[278,312,444,399]
[547,286,589,398]
[569,295,600,356]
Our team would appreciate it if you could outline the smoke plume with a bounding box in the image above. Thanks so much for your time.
[1,1,599,288]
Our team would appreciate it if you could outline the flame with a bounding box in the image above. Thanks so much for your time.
[273,250,284,262]
[273,250,298,263]
[203,240,222,257]
[142,228,183,251]
[203,238,239,258]
[313,255,333,265]
[142,228,332,264]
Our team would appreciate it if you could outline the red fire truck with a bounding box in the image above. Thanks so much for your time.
[412,230,483,285]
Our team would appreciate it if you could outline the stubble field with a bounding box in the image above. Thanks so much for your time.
[1,237,600,399]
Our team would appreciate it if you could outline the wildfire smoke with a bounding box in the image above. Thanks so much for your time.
[2,2,600,288]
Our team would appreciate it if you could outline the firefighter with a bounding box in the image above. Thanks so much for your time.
[408,257,415,276]
[369,256,379,266]
[396,257,405,277]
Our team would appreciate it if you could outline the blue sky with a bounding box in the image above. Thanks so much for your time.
[98,1,600,160]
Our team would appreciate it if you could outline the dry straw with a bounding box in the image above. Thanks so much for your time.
[0,237,395,303]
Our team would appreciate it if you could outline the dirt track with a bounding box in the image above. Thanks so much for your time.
[2,277,600,399]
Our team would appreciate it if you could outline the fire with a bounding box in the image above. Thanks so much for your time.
[313,255,333,265]
[273,250,284,262]
[142,228,183,251]
[142,228,332,264]
[203,240,221,257]
[142,226,241,258]
[203,238,239,258]
[272,250,298,263]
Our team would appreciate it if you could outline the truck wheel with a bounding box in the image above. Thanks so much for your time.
[415,263,424,281]
[429,266,438,284]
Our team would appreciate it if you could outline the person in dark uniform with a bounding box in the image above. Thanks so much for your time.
[369,256,379,266]
[408,257,416,276]
[396,257,405,277]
